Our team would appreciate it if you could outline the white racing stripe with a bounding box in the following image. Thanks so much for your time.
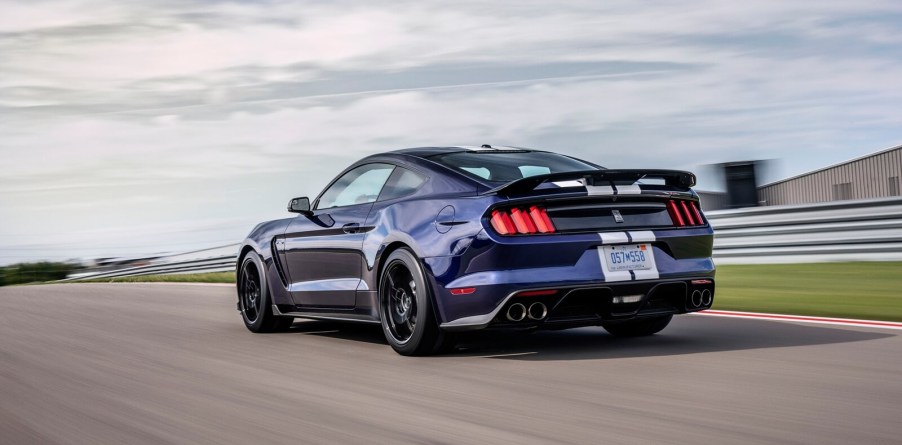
[599,232,630,245]
[552,180,584,188]
[617,184,642,195]
[586,185,615,195]
[628,231,656,243]
[550,179,644,196]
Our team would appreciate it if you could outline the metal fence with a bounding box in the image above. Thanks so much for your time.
[707,197,902,264]
[61,252,238,281]
[63,197,902,281]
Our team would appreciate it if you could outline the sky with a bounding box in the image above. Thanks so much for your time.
[1,0,901,264]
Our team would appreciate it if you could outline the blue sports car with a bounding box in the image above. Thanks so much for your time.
[237,145,715,355]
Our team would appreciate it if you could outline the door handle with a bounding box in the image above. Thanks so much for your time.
[342,223,361,234]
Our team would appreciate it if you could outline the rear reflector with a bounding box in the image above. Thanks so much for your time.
[667,199,705,227]
[490,206,556,235]
[516,289,558,297]
[691,279,713,285]
[450,287,476,295]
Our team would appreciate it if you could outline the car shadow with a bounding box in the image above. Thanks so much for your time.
[285,320,388,345]
[281,316,895,361]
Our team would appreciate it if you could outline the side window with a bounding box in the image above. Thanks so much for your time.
[316,163,395,209]
[379,167,427,201]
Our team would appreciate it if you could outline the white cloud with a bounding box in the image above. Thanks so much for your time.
[2,0,902,263]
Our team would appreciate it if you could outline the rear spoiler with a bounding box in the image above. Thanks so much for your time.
[482,169,697,196]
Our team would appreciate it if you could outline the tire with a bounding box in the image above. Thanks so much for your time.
[602,314,673,337]
[379,248,455,356]
[238,252,293,333]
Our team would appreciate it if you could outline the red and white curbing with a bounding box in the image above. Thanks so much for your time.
[696,309,902,331]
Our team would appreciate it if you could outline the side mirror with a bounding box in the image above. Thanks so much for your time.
[287,197,312,216]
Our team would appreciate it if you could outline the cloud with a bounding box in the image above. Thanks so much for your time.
[1,0,902,263]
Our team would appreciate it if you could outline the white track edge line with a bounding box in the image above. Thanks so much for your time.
[694,310,902,331]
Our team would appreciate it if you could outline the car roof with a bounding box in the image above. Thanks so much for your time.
[390,145,545,157]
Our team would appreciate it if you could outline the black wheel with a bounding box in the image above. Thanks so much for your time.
[379,248,455,356]
[602,314,673,337]
[238,252,293,333]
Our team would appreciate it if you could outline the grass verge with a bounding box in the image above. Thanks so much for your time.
[713,262,902,322]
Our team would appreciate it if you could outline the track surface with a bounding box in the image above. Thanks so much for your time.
[1,284,900,444]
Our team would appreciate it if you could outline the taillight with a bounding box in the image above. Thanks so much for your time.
[667,199,705,227]
[509,208,538,234]
[490,210,517,235]
[528,206,555,233]
[490,206,556,235]
[689,201,704,224]
[666,200,685,226]
[680,201,696,225]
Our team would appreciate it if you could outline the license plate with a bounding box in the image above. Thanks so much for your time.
[602,244,653,272]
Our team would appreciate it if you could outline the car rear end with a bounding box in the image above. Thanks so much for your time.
[421,149,715,332]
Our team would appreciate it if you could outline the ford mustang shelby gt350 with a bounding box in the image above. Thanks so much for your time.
[237,145,715,355]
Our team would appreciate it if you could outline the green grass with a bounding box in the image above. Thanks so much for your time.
[75,263,902,322]
[84,272,235,284]
[713,262,902,322]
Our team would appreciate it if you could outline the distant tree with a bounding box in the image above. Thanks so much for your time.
[0,262,79,286]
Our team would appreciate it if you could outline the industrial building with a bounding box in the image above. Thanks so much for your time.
[758,144,901,206]
[699,144,902,210]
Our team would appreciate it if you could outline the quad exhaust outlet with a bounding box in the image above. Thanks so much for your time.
[701,289,712,306]
[691,290,703,308]
[506,303,527,322]
[506,302,548,322]
[527,302,548,320]
[690,289,713,308]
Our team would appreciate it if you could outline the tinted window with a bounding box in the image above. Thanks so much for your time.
[430,151,597,182]
[461,167,491,179]
[379,167,426,201]
[519,165,551,177]
[317,163,395,209]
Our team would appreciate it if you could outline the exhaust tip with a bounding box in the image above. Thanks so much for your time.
[690,290,703,308]
[506,303,526,322]
[701,289,713,306]
[527,302,548,320]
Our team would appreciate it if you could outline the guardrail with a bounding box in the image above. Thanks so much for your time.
[63,197,902,280]
[707,197,902,264]
[61,253,238,281]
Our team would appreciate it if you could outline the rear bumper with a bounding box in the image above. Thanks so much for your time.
[424,227,715,330]
[439,277,715,331]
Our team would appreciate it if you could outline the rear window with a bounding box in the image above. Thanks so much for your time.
[430,151,598,182]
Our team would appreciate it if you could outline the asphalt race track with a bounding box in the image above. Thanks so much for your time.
[1,284,900,444]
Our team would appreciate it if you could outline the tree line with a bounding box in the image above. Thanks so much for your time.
[0,262,80,286]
